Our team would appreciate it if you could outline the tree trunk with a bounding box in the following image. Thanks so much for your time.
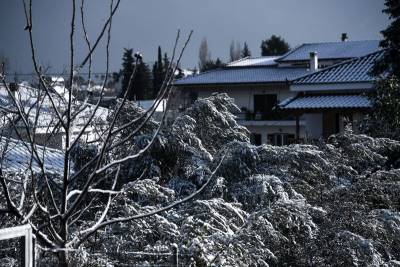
[58,250,69,267]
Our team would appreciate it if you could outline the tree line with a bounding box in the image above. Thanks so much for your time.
[199,35,290,72]
[116,46,183,101]
[114,35,290,99]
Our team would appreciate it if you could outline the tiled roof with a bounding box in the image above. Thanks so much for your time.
[293,51,383,85]
[0,138,65,174]
[226,56,279,67]
[280,95,371,110]
[174,67,309,86]
[277,40,380,62]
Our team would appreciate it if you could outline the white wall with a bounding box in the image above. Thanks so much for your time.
[246,124,306,144]
[189,83,296,112]
[173,84,302,145]
[303,113,323,139]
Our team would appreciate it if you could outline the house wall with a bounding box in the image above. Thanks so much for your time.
[246,124,306,144]
[299,110,367,140]
[174,83,295,112]
[303,113,323,139]
[171,83,301,145]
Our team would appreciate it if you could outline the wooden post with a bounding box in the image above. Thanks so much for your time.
[295,114,300,142]
[171,243,179,267]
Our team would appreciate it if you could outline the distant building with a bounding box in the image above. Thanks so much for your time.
[172,40,381,145]
[0,83,110,149]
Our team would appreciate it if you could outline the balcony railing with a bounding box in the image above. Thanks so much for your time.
[235,110,295,121]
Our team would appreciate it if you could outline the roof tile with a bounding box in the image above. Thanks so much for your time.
[280,95,371,109]
[293,51,383,85]
[277,40,380,62]
[174,67,309,86]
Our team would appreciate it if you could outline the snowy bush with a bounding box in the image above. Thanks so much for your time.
[2,93,400,266]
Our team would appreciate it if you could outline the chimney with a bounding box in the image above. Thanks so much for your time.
[341,33,348,42]
[309,52,318,72]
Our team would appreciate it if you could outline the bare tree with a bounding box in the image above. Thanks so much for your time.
[198,37,211,71]
[229,40,241,62]
[0,1,224,266]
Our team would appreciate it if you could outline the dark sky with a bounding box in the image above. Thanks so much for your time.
[0,0,389,75]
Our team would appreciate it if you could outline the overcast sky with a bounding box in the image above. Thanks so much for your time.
[0,0,389,75]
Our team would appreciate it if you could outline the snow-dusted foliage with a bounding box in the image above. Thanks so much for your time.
[2,93,400,266]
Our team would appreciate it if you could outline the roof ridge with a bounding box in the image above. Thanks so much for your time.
[276,40,381,62]
[276,43,305,61]
[299,39,380,46]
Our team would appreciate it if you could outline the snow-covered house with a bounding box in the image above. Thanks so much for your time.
[173,40,381,145]
[0,83,110,149]
[280,50,383,140]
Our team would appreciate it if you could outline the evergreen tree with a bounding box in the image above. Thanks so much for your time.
[373,0,400,77]
[163,52,170,78]
[152,46,164,98]
[260,35,290,56]
[241,42,252,58]
[366,77,400,139]
[201,57,224,72]
[120,48,134,98]
[119,48,152,101]
[134,61,153,100]
[215,57,224,68]
[368,1,400,139]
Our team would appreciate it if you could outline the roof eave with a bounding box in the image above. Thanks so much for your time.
[174,80,290,87]
[291,82,374,92]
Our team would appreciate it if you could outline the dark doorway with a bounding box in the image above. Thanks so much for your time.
[254,94,277,120]
[323,112,340,138]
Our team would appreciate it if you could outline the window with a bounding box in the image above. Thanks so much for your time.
[250,133,262,146]
[267,133,295,146]
[254,94,278,120]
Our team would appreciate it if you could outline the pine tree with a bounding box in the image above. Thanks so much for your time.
[241,42,251,58]
[260,35,290,56]
[152,46,164,98]
[119,48,152,101]
[134,61,153,100]
[373,0,400,77]
[163,53,170,77]
[366,77,400,139]
[200,57,224,72]
[120,48,135,98]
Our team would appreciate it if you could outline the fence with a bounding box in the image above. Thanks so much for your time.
[0,224,34,267]
[107,244,183,267]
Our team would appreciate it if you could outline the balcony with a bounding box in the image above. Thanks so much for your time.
[235,110,305,127]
